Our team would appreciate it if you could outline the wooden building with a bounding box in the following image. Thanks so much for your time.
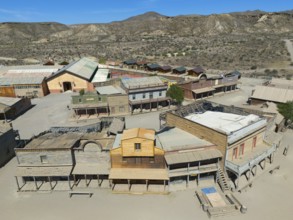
[0,123,18,167]
[172,66,186,74]
[188,66,205,77]
[47,58,109,93]
[109,128,169,192]
[164,102,278,190]
[15,133,81,191]
[0,97,31,121]
[158,66,172,73]
[178,75,238,100]
[121,76,171,113]
[146,63,161,71]
[0,68,52,98]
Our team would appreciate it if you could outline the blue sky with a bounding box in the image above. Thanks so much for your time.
[0,0,293,24]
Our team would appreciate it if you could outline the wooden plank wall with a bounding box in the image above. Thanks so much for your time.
[166,113,228,168]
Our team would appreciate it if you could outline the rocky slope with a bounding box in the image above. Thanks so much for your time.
[1,11,293,71]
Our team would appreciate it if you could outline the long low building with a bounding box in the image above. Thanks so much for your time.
[0,97,31,121]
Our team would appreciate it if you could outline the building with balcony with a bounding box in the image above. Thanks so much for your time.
[178,75,238,100]
[121,76,171,113]
[163,101,278,190]
[109,128,169,192]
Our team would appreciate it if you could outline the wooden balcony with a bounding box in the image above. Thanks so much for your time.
[168,163,218,178]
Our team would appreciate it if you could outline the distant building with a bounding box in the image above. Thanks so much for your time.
[121,76,171,113]
[47,58,110,93]
[187,66,205,77]
[0,67,54,98]
[146,63,161,71]
[172,66,186,74]
[158,66,172,73]
[109,128,168,192]
[250,84,293,105]
[0,97,31,121]
[0,123,18,167]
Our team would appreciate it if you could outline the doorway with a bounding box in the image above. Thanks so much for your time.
[63,82,72,91]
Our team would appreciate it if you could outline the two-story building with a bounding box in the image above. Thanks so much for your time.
[14,133,81,191]
[109,128,169,192]
[121,76,171,113]
[164,102,278,190]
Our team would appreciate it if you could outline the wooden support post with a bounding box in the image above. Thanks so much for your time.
[150,102,152,112]
[15,176,20,191]
[197,174,200,186]
[33,176,38,191]
[73,175,76,186]
[68,176,71,190]
[187,175,189,187]
[97,175,100,187]
[48,177,53,190]
[168,100,171,109]
[248,169,251,181]
[128,179,131,191]
[85,175,88,187]
[236,175,240,189]
[146,180,148,191]
[198,161,201,170]
[140,103,142,112]
[164,180,166,191]
[270,153,274,163]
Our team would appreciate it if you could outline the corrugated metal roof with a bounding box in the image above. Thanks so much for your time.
[165,149,222,165]
[251,85,293,103]
[121,128,155,140]
[96,85,121,95]
[91,68,110,83]
[51,57,99,80]
[121,76,164,89]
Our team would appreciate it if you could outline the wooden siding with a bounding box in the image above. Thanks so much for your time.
[121,137,155,157]
[0,86,15,97]
[166,113,227,168]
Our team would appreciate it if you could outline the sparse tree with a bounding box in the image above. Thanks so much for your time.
[167,84,184,105]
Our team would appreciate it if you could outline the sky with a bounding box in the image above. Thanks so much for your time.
[0,0,293,24]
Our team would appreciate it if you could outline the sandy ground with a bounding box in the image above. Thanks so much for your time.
[0,130,292,220]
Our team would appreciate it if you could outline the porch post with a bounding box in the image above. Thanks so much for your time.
[15,176,20,191]
[128,179,131,191]
[270,153,274,164]
[146,180,148,191]
[164,180,166,191]
[73,174,76,186]
[33,176,38,191]
[197,174,200,186]
[68,176,71,190]
[85,175,88,187]
[48,176,53,190]
[97,175,100,187]
[236,174,240,189]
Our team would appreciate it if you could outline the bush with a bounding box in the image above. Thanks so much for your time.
[251,65,257,70]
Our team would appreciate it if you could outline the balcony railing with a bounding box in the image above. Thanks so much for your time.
[226,144,276,175]
[169,163,218,177]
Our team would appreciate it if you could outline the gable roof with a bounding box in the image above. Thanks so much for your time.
[173,66,186,72]
[49,57,99,81]
[251,85,293,103]
[189,66,205,73]
[121,128,155,140]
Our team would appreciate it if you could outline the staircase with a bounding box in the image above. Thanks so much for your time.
[217,167,230,192]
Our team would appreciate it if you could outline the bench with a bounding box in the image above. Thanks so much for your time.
[69,191,93,198]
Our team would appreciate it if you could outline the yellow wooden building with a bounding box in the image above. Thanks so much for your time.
[109,128,169,192]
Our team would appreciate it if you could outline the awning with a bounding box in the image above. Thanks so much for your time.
[15,166,73,177]
[192,87,215,94]
[72,163,110,175]
[109,168,169,180]
[165,149,222,165]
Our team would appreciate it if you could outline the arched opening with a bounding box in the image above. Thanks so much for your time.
[63,82,72,92]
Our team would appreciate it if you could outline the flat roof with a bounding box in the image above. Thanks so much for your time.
[24,133,82,150]
[96,85,121,95]
[0,97,21,107]
[72,163,110,175]
[109,168,169,180]
[121,76,165,89]
[15,165,72,177]
[165,148,222,165]
[156,127,214,152]
[185,111,262,135]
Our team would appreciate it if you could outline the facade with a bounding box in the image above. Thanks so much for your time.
[178,75,238,100]
[0,123,18,167]
[156,127,223,187]
[47,57,109,93]
[0,68,53,98]
[71,92,129,117]
[164,103,277,190]
[121,76,171,113]
[109,128,168,192]
[0,97,31,121]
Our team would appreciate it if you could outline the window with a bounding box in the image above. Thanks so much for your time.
[252,137,257,148]
[40,155,48,164]
[132,94,136,100]
[232,148,238,160]
[134,143,141,151]
[240,143,245,156]
[142,93,146,99]
[98,97,102,102]
[159,91,162,96]
[149,92,153,99]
